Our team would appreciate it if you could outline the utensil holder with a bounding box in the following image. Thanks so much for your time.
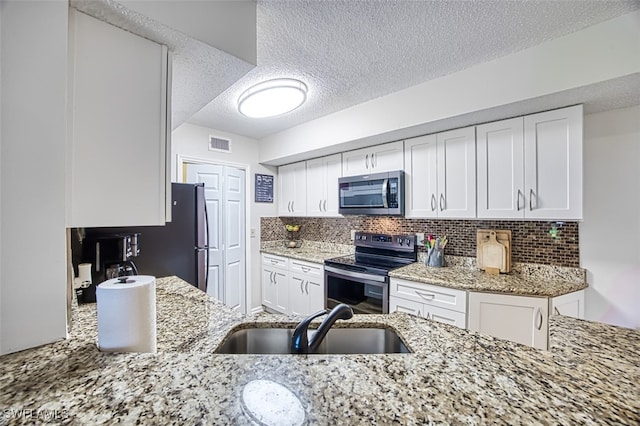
[426,248,445,267]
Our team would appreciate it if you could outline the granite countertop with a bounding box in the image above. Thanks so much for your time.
[390,261,588,297]
[260,240,353,264]
[1,277,637,425]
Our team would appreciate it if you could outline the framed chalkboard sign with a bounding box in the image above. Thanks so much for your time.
[255,173,274,203]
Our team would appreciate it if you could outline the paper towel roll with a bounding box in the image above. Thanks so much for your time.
[96,275,157,353]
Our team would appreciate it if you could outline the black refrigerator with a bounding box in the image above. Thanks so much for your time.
[96,183,208,291]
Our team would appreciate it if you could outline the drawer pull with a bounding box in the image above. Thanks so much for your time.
[535,308,543,330]
[301,266,310,273]
[416,291,435,301]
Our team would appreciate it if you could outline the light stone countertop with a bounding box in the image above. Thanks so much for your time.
[0,276,637,425]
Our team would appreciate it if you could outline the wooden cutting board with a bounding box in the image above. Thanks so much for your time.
[477,229,512,273]
[482,231,506,272]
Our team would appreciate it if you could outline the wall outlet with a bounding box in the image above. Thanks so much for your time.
[415,232,425,246]
[350,229,356,240]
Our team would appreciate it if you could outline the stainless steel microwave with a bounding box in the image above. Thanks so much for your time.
[338,171,404,216]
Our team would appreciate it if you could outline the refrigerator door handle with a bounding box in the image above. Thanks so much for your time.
[203,199,210,293]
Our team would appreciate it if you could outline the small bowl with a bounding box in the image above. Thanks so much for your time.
[284,240,303,249]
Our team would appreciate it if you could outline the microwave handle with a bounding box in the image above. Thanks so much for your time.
[381,178,389,208]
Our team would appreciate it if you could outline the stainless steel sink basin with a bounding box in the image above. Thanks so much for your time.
[215,327,410,354]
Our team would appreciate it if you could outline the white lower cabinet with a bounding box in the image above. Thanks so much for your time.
[389,278,467,329]
[261,254,289,313]
[262,255,325,316]
[468,292,549,350]
[550,290,585,319]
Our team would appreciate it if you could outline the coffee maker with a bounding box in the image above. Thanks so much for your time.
[79,232,140,303]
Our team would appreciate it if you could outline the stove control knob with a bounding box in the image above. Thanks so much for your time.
[362,235,367,241]
[397,237,403,245]
[405,238,411,246]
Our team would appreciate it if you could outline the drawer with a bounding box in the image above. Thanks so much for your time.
[289,259,323,277]
[425,304,467,329]
[390,278,467,313]
[262,254,289,269]
[389,296,422,317]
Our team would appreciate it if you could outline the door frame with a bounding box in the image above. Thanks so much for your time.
[177,154,251,314]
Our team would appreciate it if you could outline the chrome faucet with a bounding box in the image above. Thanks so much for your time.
[290,304,354,354]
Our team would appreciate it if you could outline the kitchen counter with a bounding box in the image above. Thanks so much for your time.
[260,240,353,264]
[1,277,637,425]
[390,260,587,297]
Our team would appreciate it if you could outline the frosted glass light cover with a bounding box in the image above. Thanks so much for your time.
[238,78,307,118]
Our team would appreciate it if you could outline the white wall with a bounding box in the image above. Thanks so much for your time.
[581,105,640,329]
[0,0,68,354]
[259,10,640,165]
[171,123,277,311]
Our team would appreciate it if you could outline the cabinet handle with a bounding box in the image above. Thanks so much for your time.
[535,308,543,330]
[365,154,369,169]
[439,194,445,211]
[287,201,291,212]
[554,307,560,315]
[319,200,322,211]
[517,189,523,211]
[417,310,421,317]
[426,312,431,320]
[372,153,376,168]
[270,271,275,284]
[305,281,309,294]
[416,291,435,301]
[301,266,310,273]
[270,259,278,265]
[430,194,436,211]
[292,201,295,212]
[323,199,327,212]
[300,280,304,294]
[529,188,534,211]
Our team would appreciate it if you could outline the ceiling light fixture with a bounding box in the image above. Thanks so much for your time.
[238,78,308,118]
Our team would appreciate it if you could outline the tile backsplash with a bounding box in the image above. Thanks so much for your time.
[261,216,580,267]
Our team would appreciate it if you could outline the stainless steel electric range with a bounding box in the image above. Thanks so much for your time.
[324,231,417,314]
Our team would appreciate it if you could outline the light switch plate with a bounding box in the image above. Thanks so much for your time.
[415,233,425,246]
[250,228,256,238]
[350,230,356,240]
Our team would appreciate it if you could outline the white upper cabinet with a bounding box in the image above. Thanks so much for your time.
[68,10,171,227]
[436,127,477,218]
[278,162,307,216]
[476,117,525,219]
[404,127,476,218]
[404,135,438,218]
[523,105,583,219]
[477,105,583,220]
[342,141,404,176]
[306,154,342,217]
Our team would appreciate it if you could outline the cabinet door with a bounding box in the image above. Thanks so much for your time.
[524,105,583,219]
[342,148,370,176]
[69,10,169,227]
[477,118,525,219]
[306,157,325,217]
[289,275,307,316]
[261,267,277,310]
[468,292,548,349]
[274,270,289,314]
[436,127,476,218]
[370,141,404,173]
[323,154,343,217]
[404,135,438,218]
[278,162,306,216]
[390,278,467,313]
[550,290,584,319]
[306,277,325,314]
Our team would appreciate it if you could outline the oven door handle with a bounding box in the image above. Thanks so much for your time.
[324,265,387,283]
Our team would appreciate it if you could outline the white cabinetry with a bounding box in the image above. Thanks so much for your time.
[342,141,404,176]
[278,162,307,216]
[261,254,289,313]
[477,105,583,220]
[550,290,585,319]
[68,10,171,227]
[262,254,325,316]
[306,154,342,217]
[289,260,325,316]
[389,278,467,329]
[468,292,549,349]
[404,127,476,218]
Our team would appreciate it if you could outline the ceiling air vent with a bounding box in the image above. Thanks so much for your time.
[209,135,231,153]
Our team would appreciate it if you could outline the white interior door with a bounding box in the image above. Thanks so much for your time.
[185,163,246,312]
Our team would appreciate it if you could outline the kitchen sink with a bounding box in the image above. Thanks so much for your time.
[215,327,410,354]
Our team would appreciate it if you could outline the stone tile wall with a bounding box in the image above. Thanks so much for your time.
[261,216,580,267]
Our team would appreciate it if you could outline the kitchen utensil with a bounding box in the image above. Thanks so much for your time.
[481,231,506,273]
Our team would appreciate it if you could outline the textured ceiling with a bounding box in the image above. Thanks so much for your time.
[188,0,640,140]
